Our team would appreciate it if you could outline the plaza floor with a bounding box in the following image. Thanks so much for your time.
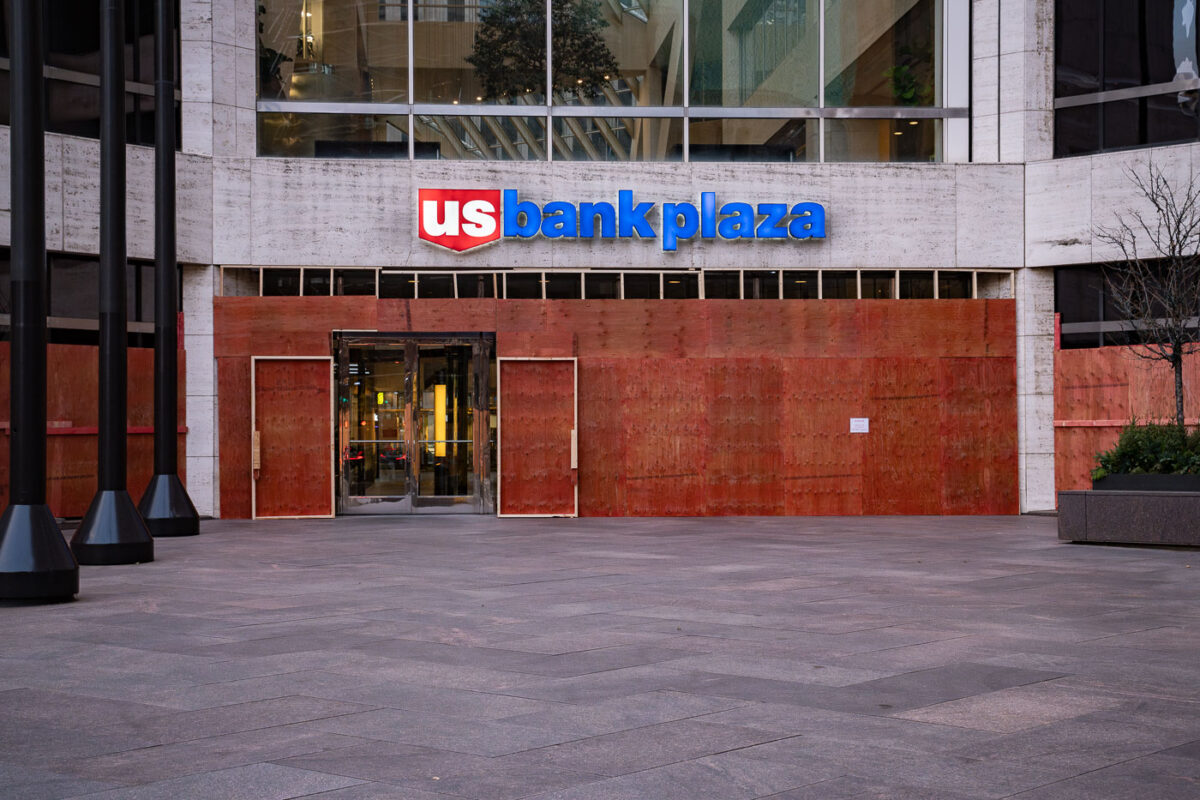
[2,514,1199,799]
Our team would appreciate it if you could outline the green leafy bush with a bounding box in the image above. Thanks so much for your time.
[1092,421,1200,479]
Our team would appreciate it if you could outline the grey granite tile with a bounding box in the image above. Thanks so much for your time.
[498,720,789,777]
[506,643,697,677]
[273,740,604,798]
[302,707,584,755]
[95,696,374,747]
[0,763,120,800]
[61,762,364,799]
[522,750,846,800]
[1005,753,1200,800]
[500,690,748,737]
[290,782,450,799]
[62,725,371,785]
[0,688,178,728]
[4,514,1199,799]
[761,775,982,799]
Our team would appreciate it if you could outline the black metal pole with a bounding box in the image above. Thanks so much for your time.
[72,0,154,564]
[0,0,79,599]
[139,0,199,536]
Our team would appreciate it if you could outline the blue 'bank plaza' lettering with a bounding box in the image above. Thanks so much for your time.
[501,190,825,251]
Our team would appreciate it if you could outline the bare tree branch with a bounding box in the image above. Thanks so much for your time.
[1095,161,1200,426]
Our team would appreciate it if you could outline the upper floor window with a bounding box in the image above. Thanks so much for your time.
[0,0,181,148]
[256,0,961,162]
[1055,0,1200,157]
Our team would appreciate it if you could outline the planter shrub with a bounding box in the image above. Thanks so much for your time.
[1091,421,1200,481]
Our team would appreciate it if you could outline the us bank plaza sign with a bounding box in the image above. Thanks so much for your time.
[417,188,827,253]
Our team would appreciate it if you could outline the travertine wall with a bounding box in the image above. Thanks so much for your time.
[0,130,214,264]
[211,160,1025,270]
[972,0,1054,164]
[1025,143,1198,268]
[0,0,1096,515]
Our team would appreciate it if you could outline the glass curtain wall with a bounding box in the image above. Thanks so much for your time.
[0,0,180,147]
[258,0,953,160]
[1054,0,1200,157]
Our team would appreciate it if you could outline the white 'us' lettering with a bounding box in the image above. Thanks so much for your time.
[421,200,498,237]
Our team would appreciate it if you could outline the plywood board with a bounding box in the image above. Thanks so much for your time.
[619,359,707,516]
[253,358,333,518]
[577,360,626,516]
[499,359,575,516]
[1053,346,1200,494]
[939,358,1019,514]
[209,297,1020,517]
[705,359,784,515]
[780,358,865,515]
[862,358,943,515]
[215,297,378,357]
[0,343,186,518]
[218,357,253,519]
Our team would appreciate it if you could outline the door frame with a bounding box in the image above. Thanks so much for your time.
[332,332,496,515]
[251,355,335,520]
[496,356,579,518]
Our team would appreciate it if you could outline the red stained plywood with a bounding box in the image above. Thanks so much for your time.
[253,358,333,518]
[218,357,252,519]
[0,343,185,517]
[705,360,784,515]
[862,358,943,515]
[706,301,860,360]
[619,359,707,516]
[500,360,575,515]
[214,297,378,358]
[1056,426,1121,492]
[210,296,1019,517]
[379,299,499,333]
[939,358,1019,514]
[864,301,1016,360]
[780,358,865,515]
[1054,347,1200,494]
[577,360,626,516]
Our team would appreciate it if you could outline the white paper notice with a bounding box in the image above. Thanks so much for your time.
[850,417,869,433]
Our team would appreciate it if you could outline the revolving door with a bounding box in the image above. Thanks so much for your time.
[335,332,496,514]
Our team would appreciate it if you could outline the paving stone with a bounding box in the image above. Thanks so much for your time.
[290,782,450,799]
[0,763,120,800]
[63,762,364,799]
[499,690,748,737]
[273,740,599,797]
[893,680,1127,733]
[61,725,372,785]
[1005,753,1200,800]
[497,719,790,776]
[302,707,584,755]
[522,750,847,800]
[1,515,1197,798]
[95,696,375,747]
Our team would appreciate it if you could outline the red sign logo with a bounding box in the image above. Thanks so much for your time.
[418,189,501,252]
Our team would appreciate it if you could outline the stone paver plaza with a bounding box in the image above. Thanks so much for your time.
[2,515,1199,799]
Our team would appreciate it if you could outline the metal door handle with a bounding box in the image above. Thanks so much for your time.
[252,430,261,479]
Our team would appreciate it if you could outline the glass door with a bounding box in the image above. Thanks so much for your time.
[336,333,495,514]
[415,344,473,509]
[339,343,414,514]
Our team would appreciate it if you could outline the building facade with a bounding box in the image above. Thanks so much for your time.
[0,0,1194,519]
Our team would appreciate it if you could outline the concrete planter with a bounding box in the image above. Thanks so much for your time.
[1092,474,1200,492]
[1058,490,1200,546]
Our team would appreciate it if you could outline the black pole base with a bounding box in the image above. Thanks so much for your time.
[72,490,154,564]
[138,473,199,537]
[0,504,79,601]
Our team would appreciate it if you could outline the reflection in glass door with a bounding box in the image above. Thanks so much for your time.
[417,345,473,501]
[336,333,495,514]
